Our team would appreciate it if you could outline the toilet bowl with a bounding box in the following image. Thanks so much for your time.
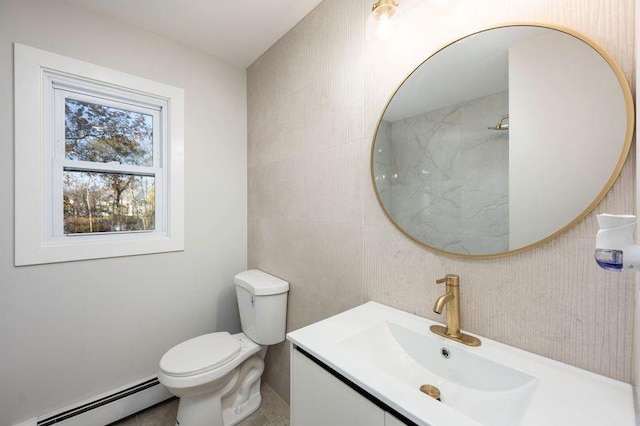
[158,270,289,426]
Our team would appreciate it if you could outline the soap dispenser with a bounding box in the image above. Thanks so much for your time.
[595,214,640,271]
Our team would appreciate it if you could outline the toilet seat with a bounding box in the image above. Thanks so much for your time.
[160,332,241,377]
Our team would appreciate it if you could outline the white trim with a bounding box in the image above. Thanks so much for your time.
[14,43,185,265]
[33,376,172,426]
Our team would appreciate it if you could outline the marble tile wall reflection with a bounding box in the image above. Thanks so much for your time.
[372,120,393,208]
[374,91,509,254]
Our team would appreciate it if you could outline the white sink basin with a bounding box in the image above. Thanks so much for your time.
[287,301,635,426]
[339,322,537,425]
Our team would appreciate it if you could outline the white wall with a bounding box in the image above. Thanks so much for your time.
[0,1,247,424]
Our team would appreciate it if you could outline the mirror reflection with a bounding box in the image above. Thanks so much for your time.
[372,25,633,257]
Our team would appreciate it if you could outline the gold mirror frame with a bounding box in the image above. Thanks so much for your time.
[371,23,634,259]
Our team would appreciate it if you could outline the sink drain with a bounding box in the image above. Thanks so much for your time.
[419,384,441,401]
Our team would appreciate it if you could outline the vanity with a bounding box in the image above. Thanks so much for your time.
[287,302,635,426]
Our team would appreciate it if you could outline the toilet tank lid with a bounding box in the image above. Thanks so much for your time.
[234,269,289,295]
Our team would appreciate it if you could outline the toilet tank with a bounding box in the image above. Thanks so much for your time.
[234,269,289,345]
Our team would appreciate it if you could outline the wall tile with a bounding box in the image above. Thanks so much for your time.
[307,142,363,224]
[248,163,277,222]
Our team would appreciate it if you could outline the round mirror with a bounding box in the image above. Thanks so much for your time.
[371,24,634,258]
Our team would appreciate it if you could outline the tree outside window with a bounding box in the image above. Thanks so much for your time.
[62,99,156,234]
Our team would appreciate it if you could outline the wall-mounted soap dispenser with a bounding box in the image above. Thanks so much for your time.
[595,214,640,271]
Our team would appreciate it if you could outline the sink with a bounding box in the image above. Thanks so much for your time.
[339,322,537,426]
[287,301,635,426]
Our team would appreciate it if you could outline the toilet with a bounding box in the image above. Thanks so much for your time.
[158,269,289,426]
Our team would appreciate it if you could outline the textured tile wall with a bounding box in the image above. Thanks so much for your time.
[248,0,636,402]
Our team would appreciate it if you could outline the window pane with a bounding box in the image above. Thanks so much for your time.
[65,99,153,166]
[63,171,155,234]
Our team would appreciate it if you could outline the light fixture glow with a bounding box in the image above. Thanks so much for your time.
[371,0,399,40]
[376,13,392,40]
[372,0,399,19]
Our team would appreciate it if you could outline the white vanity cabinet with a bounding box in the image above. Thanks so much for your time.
[291,347,410,426]
[287,302,636,426]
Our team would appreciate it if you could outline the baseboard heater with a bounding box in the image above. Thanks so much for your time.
[32,376,173,426]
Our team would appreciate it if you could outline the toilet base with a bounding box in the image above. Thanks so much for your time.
[222,385,261,426]
[174,351,266,426]
[175,381,262,426]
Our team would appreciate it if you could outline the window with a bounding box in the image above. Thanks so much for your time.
[47,74,165,237]
[15,44,184,265]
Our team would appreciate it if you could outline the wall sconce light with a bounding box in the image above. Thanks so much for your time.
[371,0,399,40]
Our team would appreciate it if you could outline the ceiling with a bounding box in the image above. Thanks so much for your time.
[63,0,324,69]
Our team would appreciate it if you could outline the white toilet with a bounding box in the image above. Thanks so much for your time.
[158,269,289,426]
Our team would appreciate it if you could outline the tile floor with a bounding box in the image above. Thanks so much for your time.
[109,383,289,426]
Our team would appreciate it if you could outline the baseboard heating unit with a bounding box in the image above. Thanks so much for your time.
[15,376,173,426]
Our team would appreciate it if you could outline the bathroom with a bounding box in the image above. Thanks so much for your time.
[0,0,637,425]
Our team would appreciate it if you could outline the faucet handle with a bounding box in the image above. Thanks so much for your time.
[435,274,459,286]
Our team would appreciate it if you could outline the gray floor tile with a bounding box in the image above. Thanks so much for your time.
[137,398,179,426]
[109,415,138,426]
[259,384,290,422]
[110,383,288,426]
[237,409,270,426]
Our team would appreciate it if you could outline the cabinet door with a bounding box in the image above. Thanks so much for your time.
[291,349,385,426]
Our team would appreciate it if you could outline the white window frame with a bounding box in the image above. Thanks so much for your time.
[14,43,185,265]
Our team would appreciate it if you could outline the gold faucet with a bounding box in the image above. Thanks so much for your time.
[430,274,481,347]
